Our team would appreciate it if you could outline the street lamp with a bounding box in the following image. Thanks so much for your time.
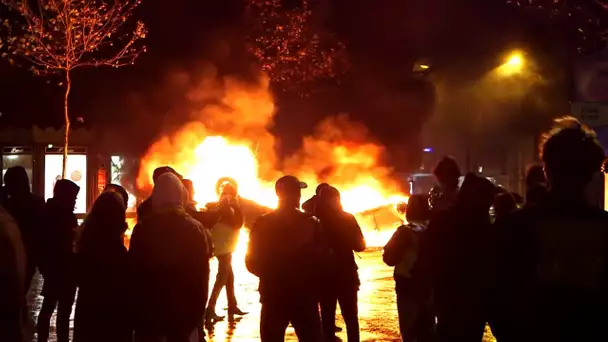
[413,58,432,74]
[498,51,525,76]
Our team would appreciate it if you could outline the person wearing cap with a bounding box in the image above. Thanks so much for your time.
[136,166,182,222]
[246,175,324,342]
[315,186,365,342]
[37,179,80,342]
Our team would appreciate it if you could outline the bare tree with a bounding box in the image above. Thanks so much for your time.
[245,0,348,91]
[0,0,146,177]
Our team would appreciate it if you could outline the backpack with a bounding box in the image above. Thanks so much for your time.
[392,222,427,278]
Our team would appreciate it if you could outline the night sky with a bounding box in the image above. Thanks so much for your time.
[0,0,586,168]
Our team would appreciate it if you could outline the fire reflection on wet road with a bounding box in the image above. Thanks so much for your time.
[28,244,496,341]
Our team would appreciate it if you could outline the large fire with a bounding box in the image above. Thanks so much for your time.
[136,73,408,247]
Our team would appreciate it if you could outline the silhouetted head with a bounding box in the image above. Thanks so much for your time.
[458,173,496,212]
[525,164,546,188]
[406,194,430,223]
[396,201,407,215]
[152,166,182,184]
[433,156,461,189]
[511,192,524,205]
[3,166,30,196]
[215,177,238,196]
[493,192,517,219]
[104,184,129,208]
[53,179,80,211]
[317,186,342,212]
[540,116,605,192]
[181,179,195,203]
[79,191,127,252]
[219,181,237,198]
[275,175,307,209]
[151,173,186,209]
[315,183,330,196]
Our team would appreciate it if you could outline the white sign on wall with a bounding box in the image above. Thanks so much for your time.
[44,154,87,214]
[570,102,608,128]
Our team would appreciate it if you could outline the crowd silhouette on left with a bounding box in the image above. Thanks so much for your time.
[0,116,607,342]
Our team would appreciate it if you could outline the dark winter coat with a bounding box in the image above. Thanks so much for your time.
[39,198,78,297]
[129,208,211,333]
[74,237,130,342]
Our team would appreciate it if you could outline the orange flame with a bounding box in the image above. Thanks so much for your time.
[137,73,408,247]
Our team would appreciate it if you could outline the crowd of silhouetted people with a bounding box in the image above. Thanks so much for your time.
[384,116,608,342]
[1,115,607,342]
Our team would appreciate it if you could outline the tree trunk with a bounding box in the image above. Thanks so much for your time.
[62,70,72,179]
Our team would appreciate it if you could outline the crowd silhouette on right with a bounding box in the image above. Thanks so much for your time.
[1,115,607,342]
[384,116,608,342]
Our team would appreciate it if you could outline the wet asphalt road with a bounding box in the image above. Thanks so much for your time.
[27,248,497,341]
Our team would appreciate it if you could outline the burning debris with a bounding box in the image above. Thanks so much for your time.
[136,73,408,246]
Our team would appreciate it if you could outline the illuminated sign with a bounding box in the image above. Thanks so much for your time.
[45,146,87,154]
[44,154,87,214]
[2,147,33,154]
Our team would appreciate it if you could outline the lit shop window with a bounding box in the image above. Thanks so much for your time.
[2,147,34,191]
[111,155,137,212]
[44,150,87,214]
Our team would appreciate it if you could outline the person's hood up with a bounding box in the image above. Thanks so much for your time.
[151,173,186,209]
[54,179,80,200]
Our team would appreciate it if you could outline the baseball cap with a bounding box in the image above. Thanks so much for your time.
[275,175,308,194]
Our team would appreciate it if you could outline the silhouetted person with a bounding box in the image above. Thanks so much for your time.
[492,117,607,342]
[136,166,182,222]
[384,194,434,342]
[493,192,517,223]
[302,183,330,215]
[0,205,26,342]
[130,173,211,342]
[104,183,130,208]
[316,186,365,342]
[2,166,45,293]
[181,179,198,215]
[206,181,246,323]
[524,164,547,207]
[430,156,461,212]
[180,178,213,342]
[74,192,130,342]
[421,173,495,342]
[246,175,323,342]
[37,179,80,342]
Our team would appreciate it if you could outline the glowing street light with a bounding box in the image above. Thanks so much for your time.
[498,51,525,76]
[506,53,523,68]
[413,58,432,74]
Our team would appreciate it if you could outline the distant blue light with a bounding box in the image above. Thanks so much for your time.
[423,147,433,153]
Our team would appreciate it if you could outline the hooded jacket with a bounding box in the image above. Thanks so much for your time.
[129,173,212,330]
